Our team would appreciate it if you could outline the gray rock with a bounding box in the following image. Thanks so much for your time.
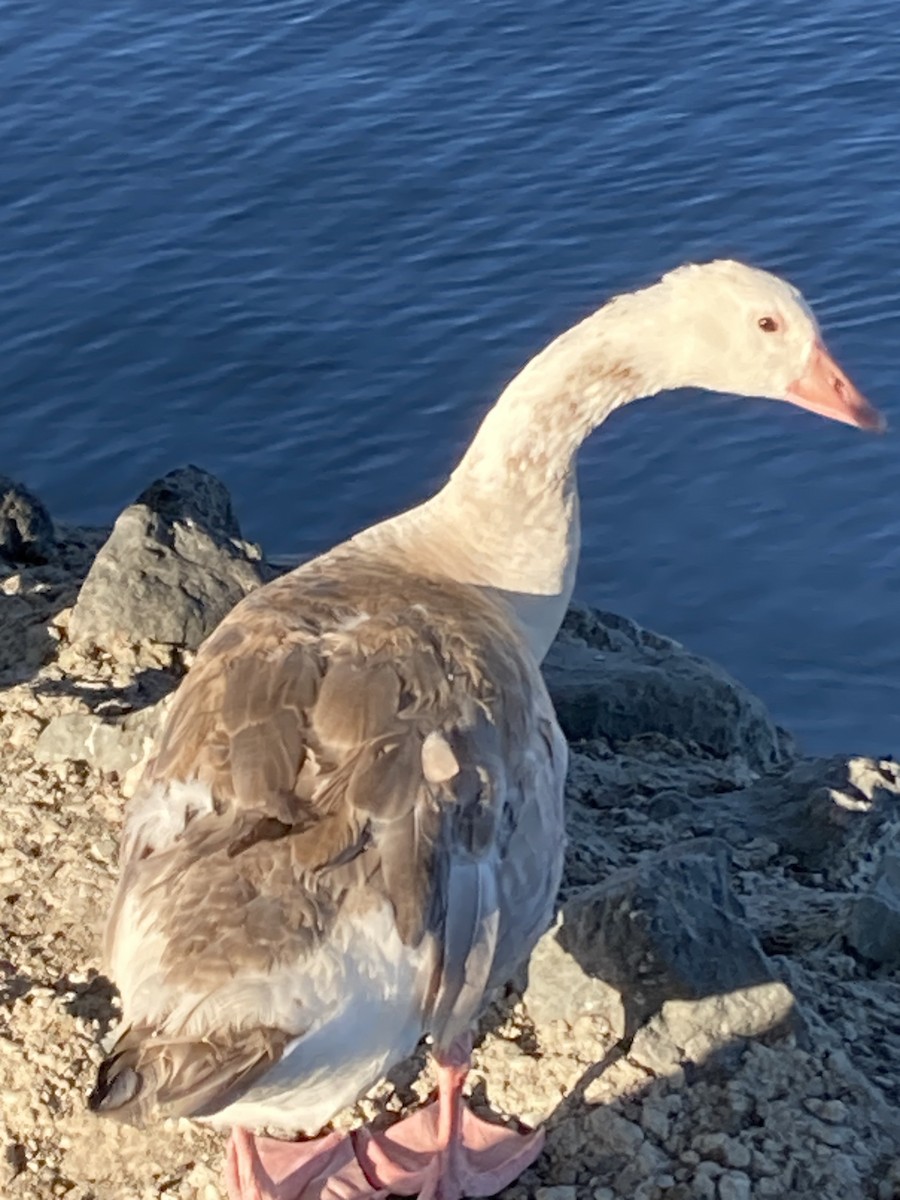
[846,846,900,966]
[583,1106,645,1155]
[68,466,263,650]
[135,465,242,541]
[693,1133,752,1170]
[525,837,804,1067]
[717,1172,752,1200]
[734,755,900,880]
[535,839,778,1038]
[0,476,55,564]
[543,605,787,772]
[34,701,169,776]
[638,1099,672,1142]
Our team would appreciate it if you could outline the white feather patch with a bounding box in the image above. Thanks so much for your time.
[110,886,433,1135]
[122,777,216,860]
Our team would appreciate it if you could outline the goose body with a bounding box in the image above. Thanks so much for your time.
[100,552,567,1135]
[91,260,881,1200]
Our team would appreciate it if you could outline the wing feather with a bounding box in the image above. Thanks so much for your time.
[97,556,562,1126]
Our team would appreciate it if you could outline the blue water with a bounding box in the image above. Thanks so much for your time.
[2,0,899,755]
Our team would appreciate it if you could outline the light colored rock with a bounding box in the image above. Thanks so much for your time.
[717,1172,752,1200]
[629,981,797,1075]
[523,914,626,1035]
[33,700,169,776]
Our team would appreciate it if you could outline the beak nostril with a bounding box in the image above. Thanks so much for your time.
[788,342,881,430]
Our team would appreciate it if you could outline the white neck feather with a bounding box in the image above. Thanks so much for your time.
[353,285,680,660]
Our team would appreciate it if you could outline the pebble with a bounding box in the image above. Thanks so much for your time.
[640,1102,672,1141]
[692,1174,717,1200]
[804,1097,849,1125]
[723,1140,751,1170]
[692,1133,751,1170]
[757,1181,783,1199]
[817,1123,850,1149]
[586,1108,645,1155]
[535,1188,577,1200]
[636,1140,669,1172]
[751,1149,779,1178]
[695,1161,723,1180]
[717,1172,752,1200]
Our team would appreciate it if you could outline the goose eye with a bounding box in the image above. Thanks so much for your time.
[758,316,779,333]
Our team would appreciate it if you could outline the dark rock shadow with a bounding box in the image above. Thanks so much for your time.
[0,587,64,687]
[527,838,789,1043]
[0,961,34,1007]
[33,666,181,716]
[0,525,109,689]
[0,962,119,1034]
[58,971,120,1037]
[720,755,900,878]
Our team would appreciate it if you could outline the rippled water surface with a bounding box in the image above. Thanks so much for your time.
[2,0,899,753]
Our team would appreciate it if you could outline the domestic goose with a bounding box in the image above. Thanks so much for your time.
[89,261,882,1200]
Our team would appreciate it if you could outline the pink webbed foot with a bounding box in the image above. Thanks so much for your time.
[353,1037,545,1200]
[224,1126,389,1200]
[354,1099,544,1200]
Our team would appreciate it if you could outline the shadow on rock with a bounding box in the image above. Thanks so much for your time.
[0,476,117,687]
[59,972,120,1035]
[525,838,799,1048]
[0,961,34,1008]
[34,665,179,715]
[544,605,796,773]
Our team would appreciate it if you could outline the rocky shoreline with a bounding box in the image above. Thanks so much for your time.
[1,468,898,1200]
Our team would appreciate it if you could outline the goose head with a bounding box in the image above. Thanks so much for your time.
[653,260,884,431]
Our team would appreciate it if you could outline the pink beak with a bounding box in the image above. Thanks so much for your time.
[786,342,886,432]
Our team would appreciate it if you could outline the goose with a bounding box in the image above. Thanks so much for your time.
[89,261,882,1200]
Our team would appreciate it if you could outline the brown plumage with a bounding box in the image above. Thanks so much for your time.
[91,550,566,1131]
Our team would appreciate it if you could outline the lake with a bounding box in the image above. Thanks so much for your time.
[2,0,898,754]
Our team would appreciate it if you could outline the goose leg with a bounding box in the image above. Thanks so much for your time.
[224,1125,388,1200]
[353,1035,545,1200]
